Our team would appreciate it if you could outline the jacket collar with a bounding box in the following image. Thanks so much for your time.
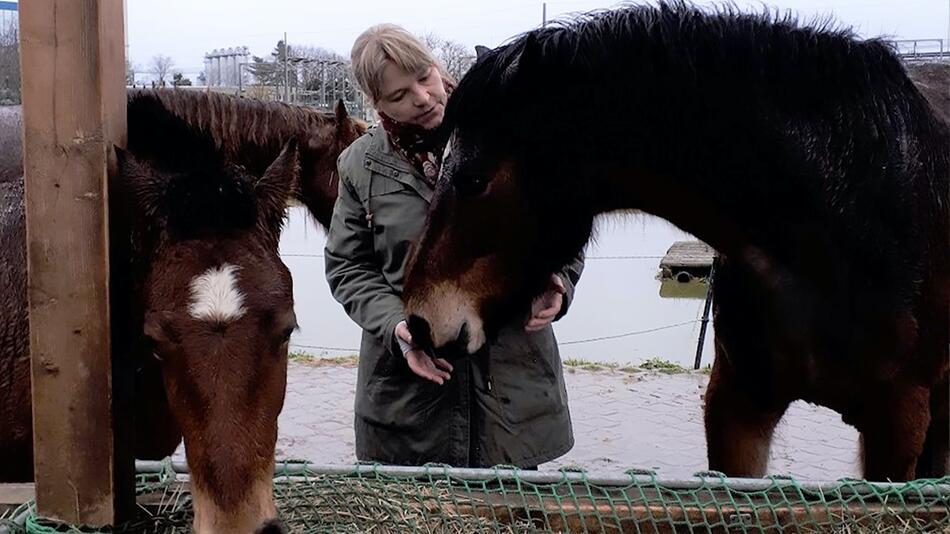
[363,126,434,203]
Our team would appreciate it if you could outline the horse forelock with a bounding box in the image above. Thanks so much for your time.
[161,164,258,239]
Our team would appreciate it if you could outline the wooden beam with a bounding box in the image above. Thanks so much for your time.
[0,484,34,506]
[19,0,129,526]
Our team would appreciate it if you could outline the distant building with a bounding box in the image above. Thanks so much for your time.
[204,46,250,87]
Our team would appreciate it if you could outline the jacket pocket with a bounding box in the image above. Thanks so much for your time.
[487,326,567,425]
[359,350,446,430]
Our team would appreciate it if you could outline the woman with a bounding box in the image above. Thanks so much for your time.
[325,24,584,467]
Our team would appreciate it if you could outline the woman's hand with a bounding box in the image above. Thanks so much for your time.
[395,320,453,384]
[405,350,453,385]
[525,274,565,332]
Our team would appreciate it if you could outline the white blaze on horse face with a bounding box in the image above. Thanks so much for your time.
[188,264,247,322]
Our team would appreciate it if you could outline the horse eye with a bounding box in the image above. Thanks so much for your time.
[280,325,296,342]
[454,173,489,198]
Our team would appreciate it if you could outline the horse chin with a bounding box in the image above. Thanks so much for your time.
[431,315,486,355]
[407,281,488,352]
[460,318,487,355]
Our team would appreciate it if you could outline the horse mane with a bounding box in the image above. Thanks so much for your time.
[127,89,336,166]
[445,1,947,309]
[448,0,946,223]
[907,62,950,123]
[450,1,914,128]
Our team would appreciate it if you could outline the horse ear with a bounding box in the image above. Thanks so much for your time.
[503,32,541,87]
[518,32,541,75]
[114,145,165,221]
[256,138,299,243]
[474,45,491,59]
[334,99,348,123]
[334,99,351,137]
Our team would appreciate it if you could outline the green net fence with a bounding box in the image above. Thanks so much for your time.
[2,461,949,533]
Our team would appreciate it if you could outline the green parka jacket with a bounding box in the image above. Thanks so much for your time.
[325,125,584,467]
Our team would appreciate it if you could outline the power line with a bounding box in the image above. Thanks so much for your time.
[290,319,702,355]
[558,320,699,345]
[583,255,664,260]
[279,252,663,261]
[290,343,358,352]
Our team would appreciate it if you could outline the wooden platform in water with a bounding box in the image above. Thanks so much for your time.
[659,241,715,282]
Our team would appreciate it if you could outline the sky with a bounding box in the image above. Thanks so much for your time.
[114,0,948,80]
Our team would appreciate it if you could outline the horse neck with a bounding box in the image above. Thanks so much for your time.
[199,98,342,229]
[296,172,337,229]
[133,91,340,226]
[589,158,768,260]
[565,68,924,266]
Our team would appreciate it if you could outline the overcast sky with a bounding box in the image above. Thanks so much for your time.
[110,0,950,79]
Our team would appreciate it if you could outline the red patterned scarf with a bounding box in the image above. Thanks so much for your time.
[378,80,455,188]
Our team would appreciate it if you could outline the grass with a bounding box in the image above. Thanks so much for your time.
[638,357,688,374]
[289,350,359,368]
[562,357,696,375]
[289,351,705,375]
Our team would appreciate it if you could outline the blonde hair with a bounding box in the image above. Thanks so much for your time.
[350,24,454,105]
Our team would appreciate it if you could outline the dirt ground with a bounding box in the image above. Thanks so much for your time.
[174,360,861,480]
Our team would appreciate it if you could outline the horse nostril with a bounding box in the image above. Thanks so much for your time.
[457,322,470,350]
[254,518,287,534]
[407,314,434,351]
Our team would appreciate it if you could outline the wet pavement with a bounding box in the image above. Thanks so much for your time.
[175,361,861,481]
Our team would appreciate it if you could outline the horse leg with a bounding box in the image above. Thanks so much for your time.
[0,349,34,482]
[915,373,948,478]
[704,348,788,478]
[914,298,949,478]
[858,383,930,482]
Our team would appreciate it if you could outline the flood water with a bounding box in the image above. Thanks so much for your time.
[281,207,716,368]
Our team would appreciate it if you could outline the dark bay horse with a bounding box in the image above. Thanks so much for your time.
[0,91,364,533]
[403,4,949,482]
[126,89,365,228]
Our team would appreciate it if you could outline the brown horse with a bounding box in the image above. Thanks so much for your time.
[0,91,364,533]
[403,4,949,482]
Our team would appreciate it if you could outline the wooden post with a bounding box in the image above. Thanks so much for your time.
[19,0,130,525]
[693,262,715,370]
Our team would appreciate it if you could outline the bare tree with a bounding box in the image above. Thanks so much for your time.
[150,54,175,85]
[294,45,344,63]
[0,18,19,103]
[293,45,352,100]
[437,39,476,82]
[419,32,443,57]
[419,32,476,82]
[125,58,138,86]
